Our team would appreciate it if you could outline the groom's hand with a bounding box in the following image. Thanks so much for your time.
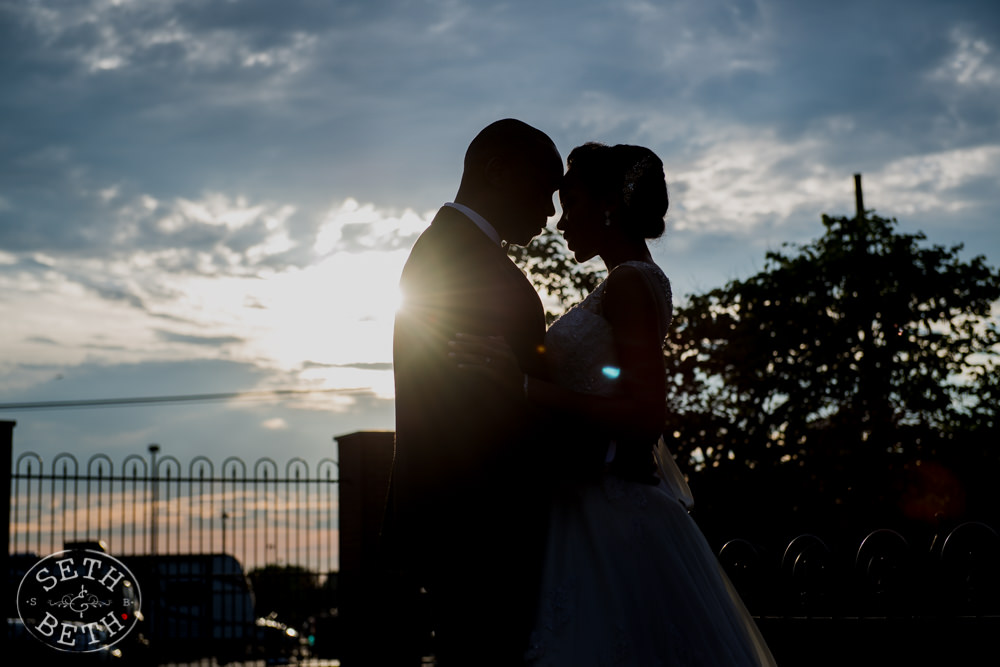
[448,333,525,398]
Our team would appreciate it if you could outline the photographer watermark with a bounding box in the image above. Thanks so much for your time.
[16,548,142,653]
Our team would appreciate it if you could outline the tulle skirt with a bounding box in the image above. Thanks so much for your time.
[525,443,775,666]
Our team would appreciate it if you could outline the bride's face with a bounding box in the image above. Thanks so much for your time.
[557,174,603,262]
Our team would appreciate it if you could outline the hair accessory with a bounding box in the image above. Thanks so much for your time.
[604,210,612,227]
[623,154,657,207]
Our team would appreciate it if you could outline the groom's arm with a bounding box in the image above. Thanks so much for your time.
[396,232,534,482]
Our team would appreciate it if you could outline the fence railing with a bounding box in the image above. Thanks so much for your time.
[7,420,1000,667]
[9,450,339,570]
[5,422,341,665]
[717,524,1000,618]
[719,524,1000,666]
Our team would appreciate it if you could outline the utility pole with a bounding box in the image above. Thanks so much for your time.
[854,173,865,220]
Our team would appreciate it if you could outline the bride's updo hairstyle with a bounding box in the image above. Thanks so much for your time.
[566,143,668,239]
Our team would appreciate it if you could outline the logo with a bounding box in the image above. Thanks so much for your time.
[16,549,142,653]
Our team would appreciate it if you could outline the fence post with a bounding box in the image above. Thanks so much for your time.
[336,430,399,666]
[2,420,14,643]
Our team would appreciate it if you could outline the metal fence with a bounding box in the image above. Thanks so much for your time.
[719,525,1000,665]
[5,422,340,666]
[7,419,1000,667]
[8,450,338,570]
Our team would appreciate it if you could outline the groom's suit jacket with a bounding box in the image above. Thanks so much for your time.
[391,205,550,562]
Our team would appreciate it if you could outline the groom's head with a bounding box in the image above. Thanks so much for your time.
[455,119,563,247]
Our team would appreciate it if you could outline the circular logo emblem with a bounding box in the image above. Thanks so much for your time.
[16,549,142,653]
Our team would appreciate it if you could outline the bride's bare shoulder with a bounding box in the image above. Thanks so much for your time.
[602,263,663,333]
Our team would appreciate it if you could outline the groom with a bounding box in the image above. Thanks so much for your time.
[390,119,563,665]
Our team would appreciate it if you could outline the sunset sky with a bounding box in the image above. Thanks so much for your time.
[2,0,998,469]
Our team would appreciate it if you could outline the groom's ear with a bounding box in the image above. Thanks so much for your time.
[484,155,509,187]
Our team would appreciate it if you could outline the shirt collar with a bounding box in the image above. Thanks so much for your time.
[443,202,501,246]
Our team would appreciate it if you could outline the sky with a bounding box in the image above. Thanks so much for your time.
[2,0,999,470]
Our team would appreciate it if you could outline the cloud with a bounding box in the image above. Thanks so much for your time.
[0,358,268,403]
[10,0,324,76]
[871,145,1000,217]
[0,194,409,396]
[3,0,998,465]
[155,330,244,347]
[930,26,1000,88]
[25,336,59,346]
[671,128,843,234]
[5,0,995,239]
[314,199,429,255]
[0,358,394,462]
[303,361,393,372]
[261,417,288,430]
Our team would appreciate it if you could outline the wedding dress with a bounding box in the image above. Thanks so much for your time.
[525,261,775,666]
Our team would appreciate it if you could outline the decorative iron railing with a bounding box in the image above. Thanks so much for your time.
[9,450,339,571]
[5,424,340,666]
[6,422,999,667]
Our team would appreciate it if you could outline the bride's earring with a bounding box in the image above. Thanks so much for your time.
[604,211,612,227]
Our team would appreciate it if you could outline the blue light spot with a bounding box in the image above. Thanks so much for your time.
[601,366,621,380]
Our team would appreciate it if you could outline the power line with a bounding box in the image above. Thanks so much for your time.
[0,387,367,411]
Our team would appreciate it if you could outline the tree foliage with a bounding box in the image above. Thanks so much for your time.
[664,212,999,464]
[662,212,999,538]
[248,564,333,626]
[519,207,1000,539]
[510,226,605,323]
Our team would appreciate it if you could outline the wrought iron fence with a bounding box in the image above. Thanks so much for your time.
[717,524,1000,665]
[7,420,1000,667]
[9,451,338,570]
[5,425,340,666]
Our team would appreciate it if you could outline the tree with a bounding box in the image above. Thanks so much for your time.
[509,226,605,323]
[248,564,332,628]
[662,212,1000,538]
[515,204,999,540]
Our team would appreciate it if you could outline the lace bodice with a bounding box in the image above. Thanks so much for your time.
[543,261,672,397]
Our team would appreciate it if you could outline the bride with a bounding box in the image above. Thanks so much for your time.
[451,143,776,665]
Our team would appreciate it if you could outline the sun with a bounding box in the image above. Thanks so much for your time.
[147,198,427,404]
[235,249,407,396]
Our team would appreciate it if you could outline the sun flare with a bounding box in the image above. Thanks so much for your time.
[247,249,408,375]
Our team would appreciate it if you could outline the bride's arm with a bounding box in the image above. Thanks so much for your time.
[595,263,667,438]
[450,265,666,443]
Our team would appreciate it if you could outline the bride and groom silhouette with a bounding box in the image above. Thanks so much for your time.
[389,119,775,665]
